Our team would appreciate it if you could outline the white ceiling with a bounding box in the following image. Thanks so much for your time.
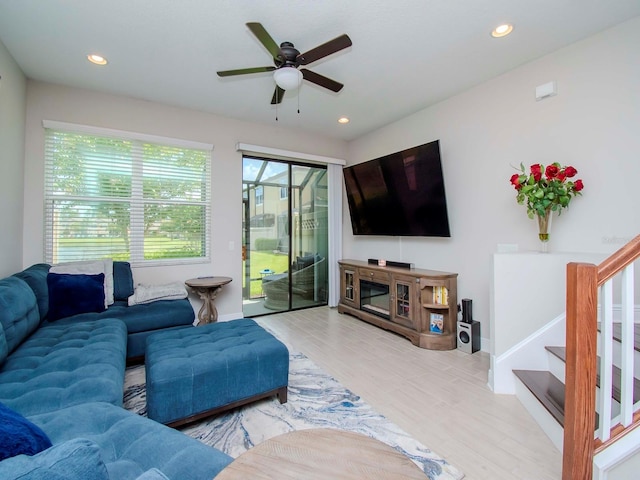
[1,1,639,141]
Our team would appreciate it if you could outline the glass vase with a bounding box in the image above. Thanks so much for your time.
[537,209,553,253]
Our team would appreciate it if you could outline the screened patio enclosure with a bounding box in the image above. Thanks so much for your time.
[242,157,328,317]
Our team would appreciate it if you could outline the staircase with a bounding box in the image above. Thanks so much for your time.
[513,330,640,447]
[512,235,640,479]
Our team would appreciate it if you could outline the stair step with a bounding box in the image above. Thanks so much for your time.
[514,369,601,431]
[545,346,640,403]
[513,370,566,426]
[613,323,640,352]
[545,345,566,362]
[598,323,640,353]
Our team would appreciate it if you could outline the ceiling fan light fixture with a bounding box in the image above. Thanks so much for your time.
[273,67,303,91]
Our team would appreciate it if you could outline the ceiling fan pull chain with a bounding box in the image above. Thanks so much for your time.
[275,90,279,121]
[297,88,300,114]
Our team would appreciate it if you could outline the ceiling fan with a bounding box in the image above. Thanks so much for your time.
[217,22,352,105]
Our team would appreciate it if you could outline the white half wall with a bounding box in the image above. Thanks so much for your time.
[594,426,640,480]
[491,251,606,358]
[344,18,640,349]
[0,39,26,277]
[490,251,605,393]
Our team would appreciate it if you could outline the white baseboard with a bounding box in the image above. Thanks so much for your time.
[217,312,245,322]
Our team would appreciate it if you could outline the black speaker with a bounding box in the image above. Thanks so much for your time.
[457,320,480,354]
[461,298,472,323]
[367,258,413,269]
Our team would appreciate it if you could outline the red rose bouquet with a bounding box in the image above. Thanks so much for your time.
[510,162,584,219]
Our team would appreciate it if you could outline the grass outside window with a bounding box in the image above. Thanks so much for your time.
[243,251,289,298]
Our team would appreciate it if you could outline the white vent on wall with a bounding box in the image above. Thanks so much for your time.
[535,81,558,101]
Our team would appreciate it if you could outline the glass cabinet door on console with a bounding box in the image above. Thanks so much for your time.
[345,271,355,301]
[391,276,416,328]
[340,266,358,307]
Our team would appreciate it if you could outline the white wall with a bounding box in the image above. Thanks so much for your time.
[15,18,640,341]
[23,81,347,318]
[344,18,640,350]
[0,39,26,277]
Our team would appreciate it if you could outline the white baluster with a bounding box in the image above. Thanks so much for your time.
[620,264,635,427]
[599,280,614,442]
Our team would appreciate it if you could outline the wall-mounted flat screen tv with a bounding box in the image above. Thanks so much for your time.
[343,140,450,237]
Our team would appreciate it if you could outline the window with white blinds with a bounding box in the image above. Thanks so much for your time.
[44,125,211,265]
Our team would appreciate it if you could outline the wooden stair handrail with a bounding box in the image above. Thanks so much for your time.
[597,234,640,285]
[563,234,640,479]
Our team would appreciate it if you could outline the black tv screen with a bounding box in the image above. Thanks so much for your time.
[343,140,450,237]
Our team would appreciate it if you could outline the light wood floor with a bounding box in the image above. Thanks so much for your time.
[256,306,562,480]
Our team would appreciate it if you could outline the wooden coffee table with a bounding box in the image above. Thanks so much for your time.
[215,428,427,479]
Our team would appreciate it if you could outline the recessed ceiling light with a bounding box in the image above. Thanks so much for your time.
[87,54,108,65]
[338,116,350,124]
[491,24,513,38]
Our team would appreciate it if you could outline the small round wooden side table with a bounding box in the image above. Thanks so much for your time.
[184,276,232,325]
[215,428,427,479]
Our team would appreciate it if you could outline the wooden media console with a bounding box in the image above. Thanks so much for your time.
[338,259,458,350]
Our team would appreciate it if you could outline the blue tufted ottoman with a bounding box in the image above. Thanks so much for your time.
[145,318,289,427]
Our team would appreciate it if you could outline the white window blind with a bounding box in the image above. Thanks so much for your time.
[44,126,211,265]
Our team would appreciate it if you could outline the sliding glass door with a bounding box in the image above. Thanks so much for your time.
[290,165,328,309]
[242,157,328,316]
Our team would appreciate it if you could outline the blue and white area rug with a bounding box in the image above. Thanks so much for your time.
[124,352,463,480]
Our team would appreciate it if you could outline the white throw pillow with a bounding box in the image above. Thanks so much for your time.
[50,259,115,307]
[127,282,187,306]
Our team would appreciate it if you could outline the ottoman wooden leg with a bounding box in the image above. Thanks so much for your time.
[277,386,288,404]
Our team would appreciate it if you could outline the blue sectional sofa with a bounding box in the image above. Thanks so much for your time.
[13,262,196,362]
[0,262,233,479]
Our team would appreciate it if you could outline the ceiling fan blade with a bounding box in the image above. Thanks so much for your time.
[300,69,344,92]
[297,34,352,65]
[271,86,285,104]
[246,22,280,59]
[217,66,275,77]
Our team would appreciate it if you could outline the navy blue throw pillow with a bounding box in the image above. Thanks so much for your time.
[113,261,134,301]
[47,273,106,321]
[0,402,52,460]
